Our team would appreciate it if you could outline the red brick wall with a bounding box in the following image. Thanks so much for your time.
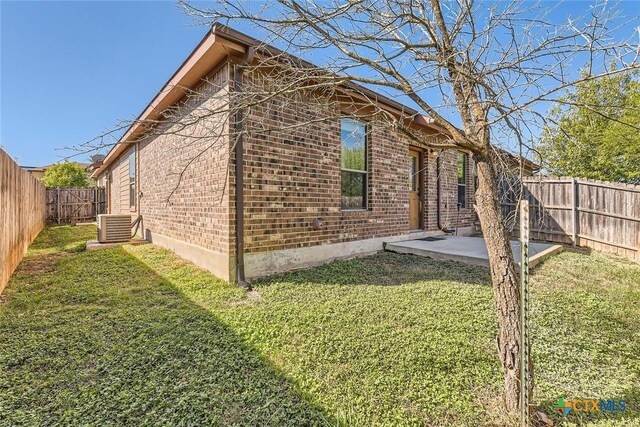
[102,62,232,256]
[428,150,477,231]
[99,60,477,277]
[239,73,477,255]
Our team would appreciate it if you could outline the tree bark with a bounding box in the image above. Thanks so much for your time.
[474,154,533,412]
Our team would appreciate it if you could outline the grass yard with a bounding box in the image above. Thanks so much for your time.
[0,225,638,426]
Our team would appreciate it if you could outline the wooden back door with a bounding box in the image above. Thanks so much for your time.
[409,150,421,229]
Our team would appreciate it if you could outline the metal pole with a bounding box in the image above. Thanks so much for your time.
[520,200,530,427]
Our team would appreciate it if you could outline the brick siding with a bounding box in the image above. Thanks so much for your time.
[100,58,477,278]
[102,62,232,257]
[238,71,477,256]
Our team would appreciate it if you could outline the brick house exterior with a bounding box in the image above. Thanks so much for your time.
[93,25,478,281]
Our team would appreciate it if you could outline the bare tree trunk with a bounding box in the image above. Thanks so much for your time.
[474,154,532,412]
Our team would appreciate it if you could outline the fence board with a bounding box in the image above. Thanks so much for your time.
[502,176,640,260]
[46,187,106,224]
[0,149,46,293]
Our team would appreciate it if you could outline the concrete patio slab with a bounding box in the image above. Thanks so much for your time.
[384,235,562,268]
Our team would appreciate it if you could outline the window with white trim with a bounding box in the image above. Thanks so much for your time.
[129,151,136,210]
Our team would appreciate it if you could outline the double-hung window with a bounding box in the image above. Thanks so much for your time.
[457,152,466,208]
[340,118,367,210]
[129,151,136,210]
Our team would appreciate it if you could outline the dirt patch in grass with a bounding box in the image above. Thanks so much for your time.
[228,289,264,308]
[473,387,519,427]
[14,252,67,276]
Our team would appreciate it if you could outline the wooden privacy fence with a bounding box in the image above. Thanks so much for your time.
[502,177,640,260]
[46,187,106,224]
[0,149,46,293]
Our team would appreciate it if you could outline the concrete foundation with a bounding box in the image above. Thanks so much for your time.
[89,226,493,282]
[145,232,232,281]
[243,229,470,278]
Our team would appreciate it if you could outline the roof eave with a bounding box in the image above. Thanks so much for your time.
[92,28,247,178]
[93,24,449,178]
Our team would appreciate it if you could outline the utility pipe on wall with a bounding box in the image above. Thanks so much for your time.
[435,153,454,234]
[232,47,255,289]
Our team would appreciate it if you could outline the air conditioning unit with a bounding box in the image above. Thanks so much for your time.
[97,214,132,243]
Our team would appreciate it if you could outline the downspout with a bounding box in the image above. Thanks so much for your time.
[135,141,143,239]
[436,154,442,230]
[232,48,255,290]
[436,153,454,234]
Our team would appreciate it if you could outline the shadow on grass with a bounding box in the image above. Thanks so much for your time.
[0,227,333,426]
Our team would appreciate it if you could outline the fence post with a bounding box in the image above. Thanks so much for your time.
[94,186,98,221]
[571,178,578,246]
[56,187,61,225]
[520,199,530,427]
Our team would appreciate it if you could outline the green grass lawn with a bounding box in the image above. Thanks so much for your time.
[0,225,638,426]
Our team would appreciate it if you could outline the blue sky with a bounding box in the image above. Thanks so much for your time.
[1,1,638,166]
[1,1,223,166]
